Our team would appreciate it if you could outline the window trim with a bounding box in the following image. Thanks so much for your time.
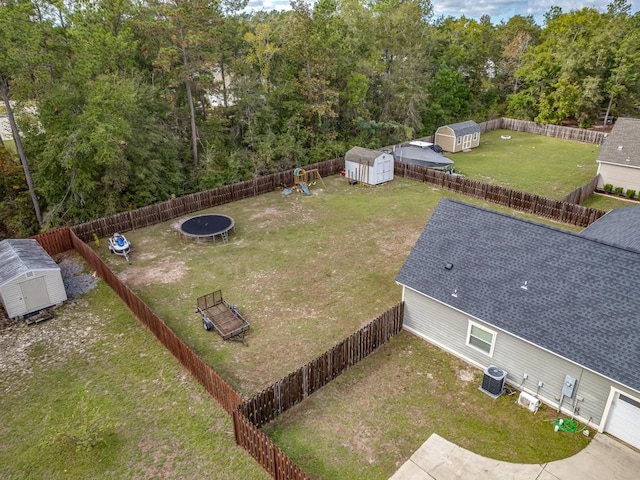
[466,320,497,356]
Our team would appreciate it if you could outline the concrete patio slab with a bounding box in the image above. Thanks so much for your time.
[390,432,640,480]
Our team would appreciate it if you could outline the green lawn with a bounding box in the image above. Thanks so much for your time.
[1,130,606,479]
[0,279,270,480]
[97,176,590,479]
[582,192,638,210]
[448,129,600,199]
[263,333,589,479]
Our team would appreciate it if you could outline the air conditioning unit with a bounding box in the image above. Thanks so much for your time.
[479,366,507,398]
[517,391,541,413]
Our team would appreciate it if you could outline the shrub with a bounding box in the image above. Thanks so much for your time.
[625,189,636,199]
[603,184,614,193]
[614,186,624,196]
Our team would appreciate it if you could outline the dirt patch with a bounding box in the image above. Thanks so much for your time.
[118,260,188,287]
[457,368,477,383]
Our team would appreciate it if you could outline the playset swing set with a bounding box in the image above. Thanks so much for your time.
[290,168,325,195]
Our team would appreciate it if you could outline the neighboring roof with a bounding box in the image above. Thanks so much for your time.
[393,145,454,168]
[396,198,640,392]
[437,120,480,136]
[345,146,389,166]
[580,205,640,253]
[0,239,59,287]
[596,117,640,167]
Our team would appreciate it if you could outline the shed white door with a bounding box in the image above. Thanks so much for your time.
[378,157,392,183]
[462,134,472,150]
[605,392,640,449]
[19,276,51,313]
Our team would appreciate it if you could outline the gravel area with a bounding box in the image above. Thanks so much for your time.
[58,254,99,299]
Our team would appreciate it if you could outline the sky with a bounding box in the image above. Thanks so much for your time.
[244,0,640,25]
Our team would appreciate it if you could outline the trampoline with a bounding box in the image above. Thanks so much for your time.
[179,214,235,243]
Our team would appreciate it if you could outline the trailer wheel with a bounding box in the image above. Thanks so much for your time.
[203,318,212,331]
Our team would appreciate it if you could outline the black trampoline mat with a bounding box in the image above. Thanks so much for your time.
[180,214,234,236]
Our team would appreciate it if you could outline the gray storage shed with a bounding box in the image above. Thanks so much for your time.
[344,146,394,185]
[0,239,67,319]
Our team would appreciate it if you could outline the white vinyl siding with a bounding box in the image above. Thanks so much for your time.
[401,287,634,427]
[596,162,640,193]
[467,321,495,356]
[344,153,394,186]
[0,269,67,319]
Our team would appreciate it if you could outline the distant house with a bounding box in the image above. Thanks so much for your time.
[0,239,67,319]
[596,117,640,195]
[344,147,394,186]
[396,199,640,450]
[434,121,480,153]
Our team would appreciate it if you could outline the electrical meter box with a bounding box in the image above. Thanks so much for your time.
[562,374,577,397]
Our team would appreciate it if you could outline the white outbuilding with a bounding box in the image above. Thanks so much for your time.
[0,239,67,319]
[344,147,394,186]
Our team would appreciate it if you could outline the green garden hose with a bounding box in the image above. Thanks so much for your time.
[554,418,579,432]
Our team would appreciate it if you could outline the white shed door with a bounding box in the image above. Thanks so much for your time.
[605,393,640,449]
[19,276,51,313]
[378,158,392,182]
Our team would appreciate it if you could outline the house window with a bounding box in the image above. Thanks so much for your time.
[466,321,496,356]
[457,137,462,145]
[473,132,478,141]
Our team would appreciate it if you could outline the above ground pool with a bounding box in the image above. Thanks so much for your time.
[179,214,235,243]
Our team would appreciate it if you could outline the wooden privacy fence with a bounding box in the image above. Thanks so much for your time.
[33,228,243,415]
[562,175,600,205]
[29,117,607,479]
[65,117,604,242]
[233,412,310,480]
[395,163,606,227]
[406,117,603,146]
[32,229,403,480]
[233,303,404,479]
[238,303,404,427]
[71,158,344,242]
[498,118,606,144]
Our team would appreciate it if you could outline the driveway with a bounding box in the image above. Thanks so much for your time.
[390,433,640,480]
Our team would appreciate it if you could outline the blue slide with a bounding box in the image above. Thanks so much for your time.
[299,182,311,196]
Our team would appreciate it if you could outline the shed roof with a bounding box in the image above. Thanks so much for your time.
[580,205,640,253]
[0,239,59,287]
[596,117,640,167]
[345,146,385,166]
[438,120,480,136]
[396,198,640,392]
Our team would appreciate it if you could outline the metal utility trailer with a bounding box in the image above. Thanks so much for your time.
[196,290,249,345]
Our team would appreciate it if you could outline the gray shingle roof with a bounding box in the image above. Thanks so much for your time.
[0,239,59,287]
[580,205,640,253]
[441,120,480,136]
[597,117,640,167]
[396,198,640,392]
